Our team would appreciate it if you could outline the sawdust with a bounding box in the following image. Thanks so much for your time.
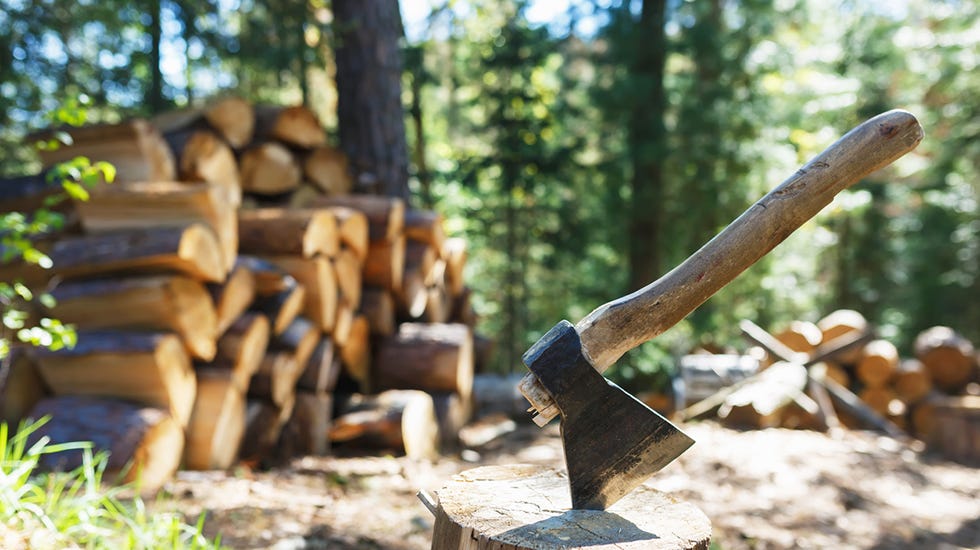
[164,420,980,549]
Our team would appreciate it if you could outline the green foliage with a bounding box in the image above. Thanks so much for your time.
[0,418,221,549]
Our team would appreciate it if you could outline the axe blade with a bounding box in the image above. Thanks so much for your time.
[524,321,694,510]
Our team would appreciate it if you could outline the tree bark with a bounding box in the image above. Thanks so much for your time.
[332,0,411,199]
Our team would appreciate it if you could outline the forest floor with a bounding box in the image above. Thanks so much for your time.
[166,419,980,550]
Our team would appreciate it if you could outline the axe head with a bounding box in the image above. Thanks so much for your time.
[523,321,694,510]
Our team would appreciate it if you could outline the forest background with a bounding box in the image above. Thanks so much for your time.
[1,0,976,392]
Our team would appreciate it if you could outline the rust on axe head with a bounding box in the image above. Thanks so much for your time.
[523,320,694,510]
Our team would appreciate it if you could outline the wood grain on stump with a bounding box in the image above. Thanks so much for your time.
[429,465,710,550]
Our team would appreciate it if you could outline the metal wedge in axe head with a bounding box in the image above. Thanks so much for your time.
[518,109,924,511]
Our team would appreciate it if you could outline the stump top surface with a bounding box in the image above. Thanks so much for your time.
[433,464,710,550]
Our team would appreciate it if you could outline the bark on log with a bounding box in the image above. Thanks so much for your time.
[856,339,899,388]
[75,181,238,272]
[427,464,711,549]
[373,323,474,400]
[263,256,338,332]
[27,396,183,495]
[271,316,321,371]
[209,262,257,336]
[330,390,440,459]
[0,352,48,426]
[914,326,976,393]
[816,309,869,365]
[404,209,446,251]
[249,351,304,408]
[893,359,933,405]
[50,274,218,361]
[296,339,343,393]
[311,195,404,241]
[49,223,227,283]
[239,142,302,195]
[184,369,247,470]
[282,390,333,456]
[253,105,326,149]
[30,330,197,428]
[332,248,363,308]
[238,207,339,258]
[304,145,352,195]
[360,287,397,336]
[364,234,405,292]
[34,120,175,183]
[239,398,294,467]
[210,312,271,392]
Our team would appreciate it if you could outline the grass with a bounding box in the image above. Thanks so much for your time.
[0,417,223,549]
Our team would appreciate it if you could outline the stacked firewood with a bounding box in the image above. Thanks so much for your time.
[0,97,480,491]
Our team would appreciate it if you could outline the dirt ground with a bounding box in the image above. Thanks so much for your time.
[165,419,980,550]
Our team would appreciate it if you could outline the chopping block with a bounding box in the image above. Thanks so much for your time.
[422,464,711,550]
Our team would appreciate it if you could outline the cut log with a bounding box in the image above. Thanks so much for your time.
[249,351,303,408]
[239,256,306,335]
[239,142,302,195]
[373,323,474,400]
[427,465,711,550]
[325,206,369,262]
[238,208,339,258]
[856,339,899,388]
[210,312,271,392]
[30,330,197,428]
[910,392,943,440]
[204,96,255,149]
[304,145,352,195]
[404,209,446,252]
[49,223,226,283]
[271,316,321,371]
[311,195,405,241]
[239,398,293,467]
[363,234,405,292]
[330,390,440,459]
[441,237,467,297]
[263,256,338,332]
[0,352,48,426]
[399,241,437,317]
[209,262,257,336]
[717,362,810,429]
[893,359,933,405]
[282,390,332,456]
[431,392,472,448]
[332,297,356,346]
[816,309,869,364]
[296,339,343,393]
[50,274,218,361]
[928,395,980,464]
[360,287,397,336]
[774,320,823,355]
[184,369,247,470]
[27,396,183,495]
[163,128,242,206]
[332,247,363,308]
[914,326,976,393]
[75,181,238,272]
[858,386,901,417]
[254,104,326,149]
[425,281,453,324]
[338,314,371,391]
[34,120,176,183]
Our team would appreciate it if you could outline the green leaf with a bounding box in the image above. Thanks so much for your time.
[62,181,90,202]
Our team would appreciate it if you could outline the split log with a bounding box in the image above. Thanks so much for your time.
[27,396,184,495]
[33,120,175,183]
[282,391,332,456]
[774,320,823,355]
[184,369,247,470]
[238,208,339,258]
[162,129,241,205]
[0,353,48,425]
[816,309,869,364]
[239,398,294,467]
[75,181,238,272]
[239,142,302,195]
[304,145,352,195]
[204,96,255,149]
[30,330,197,428]
[373,323,474,400]
[263,256,338,332]
[208,262,257,336]
[338,314,371,392]
[404,209,446,252]
[914,326,976,393]
[49,223,226,283]
[332,297,355,346]
[858,386,901,417]
[330,390,440,459]
[332,248,363,308]
[249,351,304,408]
[893,359,933,405]
[363,234,405,292]
[426,465,711,550]
[210,312,271,392]
[271,316,321,371]
[309,195,404,242]
[253,105,326,149]
[360,287,397,336]
[425,280,453,324]
[296,339,343,393]
[325,206,369,262]
[856,339,899,388]
[239,256,306,335]
[50,274,218,361]
[441,237,467,297]
[399,241,437,318]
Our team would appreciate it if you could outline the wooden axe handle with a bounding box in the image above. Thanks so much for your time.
[521,109,923,425]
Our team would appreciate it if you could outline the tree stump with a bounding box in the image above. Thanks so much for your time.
[427,465,710,550]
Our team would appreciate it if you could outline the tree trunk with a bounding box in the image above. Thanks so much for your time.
[332,0,410,199]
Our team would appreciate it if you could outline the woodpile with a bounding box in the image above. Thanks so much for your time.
[0,97,481,491]
[679,309,979,463]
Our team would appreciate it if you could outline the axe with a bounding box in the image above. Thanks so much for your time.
[518,110,923,510]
